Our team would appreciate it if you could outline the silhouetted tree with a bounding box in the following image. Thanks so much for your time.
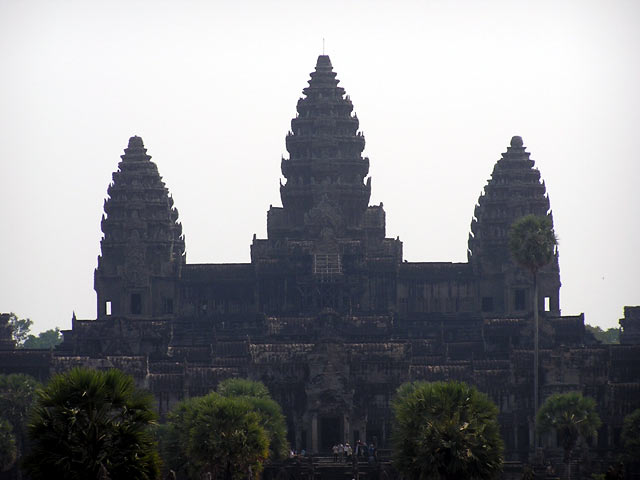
[6,313,33,347]
[165,392,269,480]
[23,367,160,480]
[509,214,557,424]
[585,325,620,344]
[392,381,503,480]
[621,408,640,472]
[0,373,39,479]
[23,328,63,349]
[217,378,289,460]
[536,392,601,480]
[0,419,17,472]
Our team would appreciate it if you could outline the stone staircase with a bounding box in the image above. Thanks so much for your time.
[265,455,393,480]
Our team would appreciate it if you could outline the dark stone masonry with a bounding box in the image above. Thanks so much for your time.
[2,56,638,472]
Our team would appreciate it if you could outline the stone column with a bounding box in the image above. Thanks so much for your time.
[311,414,318,454]
[343,414,350,443]
[295,418,302,452]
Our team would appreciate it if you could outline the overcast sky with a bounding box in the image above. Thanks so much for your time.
[1,0,638,333]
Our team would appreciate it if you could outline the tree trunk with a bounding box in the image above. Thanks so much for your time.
[15,434,22,480]
[533,272,539,450]
[564,448,571,480]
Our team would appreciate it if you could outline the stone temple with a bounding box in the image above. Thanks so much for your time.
[1,55,639,471]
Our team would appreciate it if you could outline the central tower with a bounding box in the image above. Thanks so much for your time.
[269,55,373,240]
[251,55,402,314]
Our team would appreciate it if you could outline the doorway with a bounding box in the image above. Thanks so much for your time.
[320,416,341,452]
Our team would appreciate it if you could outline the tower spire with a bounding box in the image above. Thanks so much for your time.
[95,136,185,319]
[271,56,371,240]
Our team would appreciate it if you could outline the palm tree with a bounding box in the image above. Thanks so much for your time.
[23,367,160,480]
[0,373,39,480]
[0,419,17,472]
[165,392,269,480]
[217,378,289,460]
[508,214,557,427]
[536,392,601,480]
[621,408,640,471]
[391,381,504,480]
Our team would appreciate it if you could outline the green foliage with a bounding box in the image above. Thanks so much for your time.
[392,381,504,480]
[585,325,620,344]
[23,367,160,480]
[164,392,269,480]
[508,215,557,274]
[536,392,601,462]
[217,377,270,399]
[604,464,624,480]
[0,419,16,472]
[6,313,33,347]
[23,328,63,349]
[621,408,640,463]
[0,373,40,451]
[217,378,289,460]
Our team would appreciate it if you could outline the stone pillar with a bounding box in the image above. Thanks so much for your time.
[343,414,350,443]
[528,418,535,461]
[311,414,318,454]
[361,418,367,445]
[295,420,302,452]
[382,419,386,447]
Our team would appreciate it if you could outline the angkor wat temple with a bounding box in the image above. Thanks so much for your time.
[2,55,639,471]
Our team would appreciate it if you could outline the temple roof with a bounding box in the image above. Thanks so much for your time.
[98,136,185,275]
[468,136,556,270]
[271,55,376,241]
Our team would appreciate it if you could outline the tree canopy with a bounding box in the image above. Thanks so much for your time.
[217,377,270,399]
[161,378,286,479]
[6,314,33,347]
[23,328,63,349]
[23,367,160,480]
[585,325,620,344]
[392,381,504,480]
[0,373,40,480]
[217,378,288,461]
[0,419,17,472]
[508,214,557,274]
[4,314,63,349]
[164,392,269,480]
[621,408,640,464]
[537,392,601,479]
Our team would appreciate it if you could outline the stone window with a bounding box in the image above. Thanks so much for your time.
[481,296,494,312]
[165,298,174,314]
[544,296,550,312]
[105,301,112,316]
[131,293,142,315]
[514,289,525,311]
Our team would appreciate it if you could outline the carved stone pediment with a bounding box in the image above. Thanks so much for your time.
[304,194,344,239]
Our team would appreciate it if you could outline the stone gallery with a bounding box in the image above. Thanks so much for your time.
[2,56,638,466]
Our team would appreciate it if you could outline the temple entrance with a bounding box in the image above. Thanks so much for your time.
[320,416,341,452]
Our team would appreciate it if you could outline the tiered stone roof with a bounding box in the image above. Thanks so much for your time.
[274,55,372,239]
[468,136,553,265]
[98,136,184,277]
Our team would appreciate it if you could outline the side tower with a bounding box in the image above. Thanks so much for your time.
[95,136,185,319]
[468,136,560,316]
[251,55,402,314]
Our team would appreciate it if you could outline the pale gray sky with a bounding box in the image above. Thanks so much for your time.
[1,0,638,333]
